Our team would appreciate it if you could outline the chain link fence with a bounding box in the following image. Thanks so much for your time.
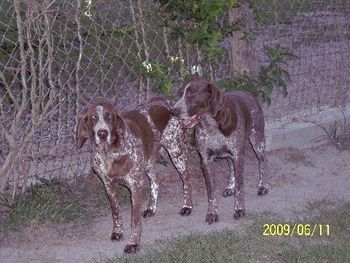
[0,0,349,194]
[253,0,350,120]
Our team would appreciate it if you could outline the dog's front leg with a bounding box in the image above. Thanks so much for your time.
[223,159,236,197]
[232,154,246,219]
[103,179,123,241]
[199,153,219,224]
[124,182,142,253]
[162,120,193,216]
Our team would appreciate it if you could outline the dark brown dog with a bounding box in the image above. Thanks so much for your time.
[172,77,268,223]
[77,97,192,253]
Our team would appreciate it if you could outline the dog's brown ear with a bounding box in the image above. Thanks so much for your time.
[209,83,225,117]
[208,83,236,136]
[115,114,125,135]
[215,107,237,137]
[111,108,125,136]
[111,113,125,148]
[77,112,91,148]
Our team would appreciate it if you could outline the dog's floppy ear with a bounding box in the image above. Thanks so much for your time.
[215,107,237,137]
[111,111,125,148]
[77,111,91,148]
[208,82,236,136]
[110,105,125,136]
[114,113,125,136]
[209,83,225,117]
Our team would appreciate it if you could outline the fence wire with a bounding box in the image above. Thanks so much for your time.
[0,0,349,193]
[253,0,350,120]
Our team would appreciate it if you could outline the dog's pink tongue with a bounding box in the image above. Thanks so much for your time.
[183,118,192,127]
[183,115,198,128]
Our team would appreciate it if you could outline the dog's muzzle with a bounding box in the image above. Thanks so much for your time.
[171,106,200,128]
[97,129,108,140]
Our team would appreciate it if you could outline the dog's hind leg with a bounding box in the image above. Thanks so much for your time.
[249,131,269,195]
[169,148,193,216]
[143,163,159,218]
[162,118,193,216]
[163,143,193,216]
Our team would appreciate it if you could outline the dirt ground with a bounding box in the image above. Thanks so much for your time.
[0,143,349,262]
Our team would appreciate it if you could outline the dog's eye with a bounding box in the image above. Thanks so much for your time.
[92,115,98,121]
[105,112,112,120]
[175,89,182,97]
[186,91,194,98]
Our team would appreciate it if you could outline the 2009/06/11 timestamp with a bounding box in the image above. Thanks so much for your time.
[263,224,330,237]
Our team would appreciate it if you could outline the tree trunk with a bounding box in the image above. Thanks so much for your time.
[228,4,257,77]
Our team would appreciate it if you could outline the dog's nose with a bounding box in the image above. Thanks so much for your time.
[171,107,181,116]
[97,129,108,140]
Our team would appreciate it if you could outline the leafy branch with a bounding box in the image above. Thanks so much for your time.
[217,45,297,105]
[141,57,191,98]
[156,0,239,58]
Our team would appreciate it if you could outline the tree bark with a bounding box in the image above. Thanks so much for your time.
[228,4,257,77]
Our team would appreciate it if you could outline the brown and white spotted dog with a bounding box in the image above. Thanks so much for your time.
[172,77,268,223]
[77,97,192,253]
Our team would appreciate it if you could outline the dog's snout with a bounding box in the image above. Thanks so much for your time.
[171,107,181,116]
[97,129,108,139]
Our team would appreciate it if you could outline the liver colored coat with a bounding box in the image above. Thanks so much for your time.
[172,77,268,223]
[77,97,192,253]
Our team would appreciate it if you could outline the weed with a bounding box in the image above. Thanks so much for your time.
[217,45,296,105]
[311,110,350,149]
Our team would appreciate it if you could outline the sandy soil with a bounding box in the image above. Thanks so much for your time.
[0,143,349,262]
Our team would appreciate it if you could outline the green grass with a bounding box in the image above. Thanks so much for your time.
[0,175,131,233]
[109,200,350,263]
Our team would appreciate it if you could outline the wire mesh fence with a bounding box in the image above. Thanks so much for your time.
[253,0,350,120]
[0,0,349,194]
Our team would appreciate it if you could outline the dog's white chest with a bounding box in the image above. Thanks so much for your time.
[92,145,125,177]
[92,151,113,175]
[196,115,239,159]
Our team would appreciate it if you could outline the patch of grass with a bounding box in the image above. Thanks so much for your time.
[278,200,350,262]
[282,239,350,262]
[0,174,131,234]
[110,200,350,262]
[107,230,247,263]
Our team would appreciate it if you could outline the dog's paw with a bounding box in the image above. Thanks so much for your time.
[124,243,139,254]
[143,209,155,218]
[205,213,219,224]
[222,188,235,197]
[233,209,245,219]
[111,232,123,241]
[179,207,192,216]
[257,187,269,196]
